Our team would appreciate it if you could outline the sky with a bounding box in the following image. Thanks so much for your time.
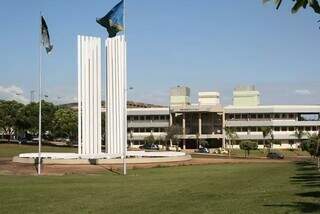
[0,0,319,106]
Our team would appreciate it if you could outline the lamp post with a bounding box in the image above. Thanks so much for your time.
[123,86,133,175]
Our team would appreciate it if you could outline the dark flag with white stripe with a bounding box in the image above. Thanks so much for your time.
[41,16,53,54]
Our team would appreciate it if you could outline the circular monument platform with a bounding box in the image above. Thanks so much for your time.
[13,151,191,165]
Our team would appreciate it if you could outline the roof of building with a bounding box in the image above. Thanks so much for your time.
[225,105,320,113]
[171,103,224,113]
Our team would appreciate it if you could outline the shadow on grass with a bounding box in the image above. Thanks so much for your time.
[264,202,320,213]
[264,161,320,213]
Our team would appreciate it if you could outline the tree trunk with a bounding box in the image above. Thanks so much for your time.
[228,140,231,158]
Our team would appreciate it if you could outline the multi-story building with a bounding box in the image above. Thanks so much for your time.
[70,85,320,150]
[225,86,320,149]
[127,108,169,147]
[170,86,224,149]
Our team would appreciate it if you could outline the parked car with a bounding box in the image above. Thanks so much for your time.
[267,151,284,159]
[198,147,209,153]
[19,138,29,144]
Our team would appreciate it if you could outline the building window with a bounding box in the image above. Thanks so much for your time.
[242,114,248,119]
[138,116,144,120]
[258,114,263,119]
[229,114,235,120]
[281,127,287,131]
[289,127,294,131]
[299,113,320,121]
[242,127,248,132]
[274,127,280,131]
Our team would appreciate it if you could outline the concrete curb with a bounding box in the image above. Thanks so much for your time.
[12,155,192,165]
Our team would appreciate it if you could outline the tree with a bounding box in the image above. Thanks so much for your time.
[293,129,306,146]
[53,108,77,144]
[199,139,209,148]
[196,132,200,149]
[144,134,155,147]
[224,127,238,157]
[128,129,134,148]
[165,125,182,150]
[261,127,273,151]
[263,0,320,14]
[302,132,320,169]
[0,100,24,142]
[16,101,57,139]
[239,141,258,158]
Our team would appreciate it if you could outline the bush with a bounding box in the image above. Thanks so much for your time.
[239,141,258,157]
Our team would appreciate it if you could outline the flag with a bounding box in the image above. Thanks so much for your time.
[41,16,53,54]
[96,0,124,38]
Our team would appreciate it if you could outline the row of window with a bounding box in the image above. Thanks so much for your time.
[233,126,319,132]
[128,128,166,133]
[226,113,320,121]
[127,115,169,121]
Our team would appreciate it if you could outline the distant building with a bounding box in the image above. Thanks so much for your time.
[68,85,320,150]
[225,86,320,149]
[127,108,169,147]
[170,86,224,149]
[233,85,260,106]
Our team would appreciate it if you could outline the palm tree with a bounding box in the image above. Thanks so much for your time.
[293,129,306,148]
[196,132,200,149]
[306,131,320,169]
[224,127,238,158]
[263,0,320,14]
[261,127,273,152]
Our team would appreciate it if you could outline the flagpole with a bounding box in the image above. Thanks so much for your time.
[38,13,42,175]
[123,0,127,176]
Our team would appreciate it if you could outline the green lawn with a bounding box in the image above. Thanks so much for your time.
[0,162,319,214]
[0,144,76,158]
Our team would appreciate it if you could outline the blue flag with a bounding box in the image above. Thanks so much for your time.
[96,0,124,38]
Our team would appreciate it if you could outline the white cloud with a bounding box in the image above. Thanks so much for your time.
[0,85,29,104]
[294,89,312,96]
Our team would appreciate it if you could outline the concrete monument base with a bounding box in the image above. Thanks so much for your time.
[13,151,191,165]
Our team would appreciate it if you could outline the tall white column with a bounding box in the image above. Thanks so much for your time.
[106,35,127,155]
[78,35,102,155]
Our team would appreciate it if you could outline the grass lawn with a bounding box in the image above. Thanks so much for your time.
[0,162,319,214]
[0,144,76,158]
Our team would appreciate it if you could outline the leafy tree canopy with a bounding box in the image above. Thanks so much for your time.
[53,108,77,141]
[240,141,258,157]
[263,0,320,14]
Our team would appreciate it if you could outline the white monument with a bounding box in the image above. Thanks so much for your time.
[106,35,127,156]
[15,35,188,164]
[77,35,102,155]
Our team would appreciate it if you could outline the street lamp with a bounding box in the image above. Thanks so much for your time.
[123,86,134,175]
